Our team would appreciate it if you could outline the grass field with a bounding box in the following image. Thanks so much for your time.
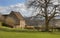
[0,31,60,38]
[0,22,60,38]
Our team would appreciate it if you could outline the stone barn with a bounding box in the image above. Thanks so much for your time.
[1,11,26,29]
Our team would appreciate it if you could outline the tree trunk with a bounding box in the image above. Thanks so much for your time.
[45,21,49,31]
[45,18,49,31]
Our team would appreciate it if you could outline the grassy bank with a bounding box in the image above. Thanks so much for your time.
[0,26,60,38]
[0,22,60,38]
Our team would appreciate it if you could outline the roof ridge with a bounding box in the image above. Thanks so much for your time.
[10,11,24,20]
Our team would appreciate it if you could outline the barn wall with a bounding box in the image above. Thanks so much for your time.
[20,20,26,29]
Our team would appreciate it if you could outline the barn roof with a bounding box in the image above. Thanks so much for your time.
[10,11,24,20]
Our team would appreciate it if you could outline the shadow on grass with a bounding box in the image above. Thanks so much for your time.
[0,27,41,33]
[0,27,60,35]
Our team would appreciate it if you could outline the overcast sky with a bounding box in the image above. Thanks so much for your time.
[0,0,59,17]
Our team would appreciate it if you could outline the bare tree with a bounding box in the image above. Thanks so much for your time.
[26,0,60,31]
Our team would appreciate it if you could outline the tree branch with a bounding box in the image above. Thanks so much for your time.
[48,7,57,21]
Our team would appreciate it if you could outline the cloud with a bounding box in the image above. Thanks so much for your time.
[0,0,58,17]
[0,3,34,17]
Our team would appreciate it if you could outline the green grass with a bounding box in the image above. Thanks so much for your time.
[0,22,60,38]
[0,31,60,38]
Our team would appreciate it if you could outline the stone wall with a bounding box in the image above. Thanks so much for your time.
[20,20,26,29]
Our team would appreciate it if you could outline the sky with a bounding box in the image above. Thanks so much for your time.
[0,0,25,6]
[0,0,59,17]
[0,0,34,17]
